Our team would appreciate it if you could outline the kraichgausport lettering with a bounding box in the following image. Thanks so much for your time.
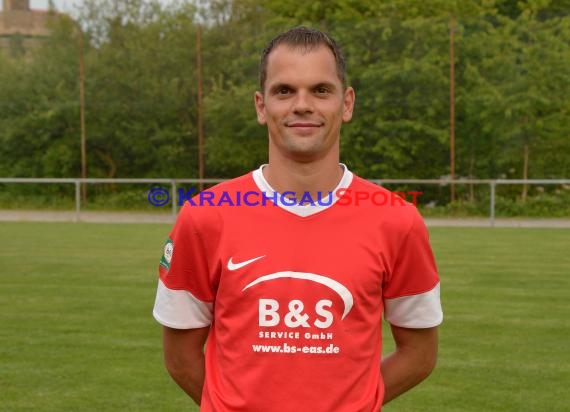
[147,187,422,207]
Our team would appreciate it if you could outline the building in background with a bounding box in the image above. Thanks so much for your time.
[0,0,54,56]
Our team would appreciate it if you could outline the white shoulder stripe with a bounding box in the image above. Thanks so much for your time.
[153,279,213,329]
[384,282,443,328]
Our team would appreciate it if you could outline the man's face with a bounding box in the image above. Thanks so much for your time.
[255,45,355,163]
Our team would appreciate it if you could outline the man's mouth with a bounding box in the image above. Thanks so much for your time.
[286,122,323,128]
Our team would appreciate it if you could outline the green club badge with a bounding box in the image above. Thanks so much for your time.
[160,238,174,270]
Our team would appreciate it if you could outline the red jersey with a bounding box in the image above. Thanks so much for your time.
[153,166,442,412]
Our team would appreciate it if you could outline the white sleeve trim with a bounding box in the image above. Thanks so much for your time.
[384,282,443,328]
[153,279,213,329]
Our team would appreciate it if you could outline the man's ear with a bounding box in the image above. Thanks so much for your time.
[254,91,267,125]
[342,86,355,123]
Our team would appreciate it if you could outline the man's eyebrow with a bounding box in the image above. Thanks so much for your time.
[313,82,337,91]
[268,81,338,93]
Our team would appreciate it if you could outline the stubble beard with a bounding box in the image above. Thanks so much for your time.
[272,130,339,163]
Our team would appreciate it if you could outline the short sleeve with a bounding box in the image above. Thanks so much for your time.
[153,204,217,329]
[383,209,443,328]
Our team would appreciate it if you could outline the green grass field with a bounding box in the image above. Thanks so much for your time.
[1,222,568,411]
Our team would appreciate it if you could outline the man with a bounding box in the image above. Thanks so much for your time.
[153,26,442,411]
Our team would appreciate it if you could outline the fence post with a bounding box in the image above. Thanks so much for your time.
[75,180,81,222]
[489,181,496,227]
[171,180,177,219]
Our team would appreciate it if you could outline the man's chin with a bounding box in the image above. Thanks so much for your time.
[282,144,331,163]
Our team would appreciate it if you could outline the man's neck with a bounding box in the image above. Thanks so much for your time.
[262,156,344,201]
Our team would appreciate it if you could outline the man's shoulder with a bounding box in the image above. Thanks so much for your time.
[347,174,424,232]
[349,174,386,193]
[176,171,255,224]
[349,174,417,207]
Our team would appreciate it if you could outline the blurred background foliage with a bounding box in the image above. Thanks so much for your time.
[0,0,569,210]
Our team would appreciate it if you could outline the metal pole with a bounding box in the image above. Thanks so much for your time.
[78,23,87,204]
[75,180,81,222]
[196,25,204,191]
[490,181,496,227]
[449,14,456,203]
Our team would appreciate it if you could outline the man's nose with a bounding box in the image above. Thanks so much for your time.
[292,90,314,114]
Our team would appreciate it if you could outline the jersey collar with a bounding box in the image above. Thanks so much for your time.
[252,164,353,217]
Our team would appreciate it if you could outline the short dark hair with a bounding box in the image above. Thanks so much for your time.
[259,26,347,91]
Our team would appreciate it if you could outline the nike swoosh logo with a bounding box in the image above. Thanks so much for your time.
[227,255,265,271]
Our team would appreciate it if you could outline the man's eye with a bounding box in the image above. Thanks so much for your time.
[277,87,291,95]
[315,87,330,94]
